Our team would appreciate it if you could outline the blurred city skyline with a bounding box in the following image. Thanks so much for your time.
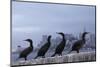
[12,1,96,50]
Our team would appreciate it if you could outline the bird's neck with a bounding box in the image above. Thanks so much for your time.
[82,34,86,44]
[62,35,65,41]
[82,38,85,44]
[29,41,33,48]
[48,39,51,44]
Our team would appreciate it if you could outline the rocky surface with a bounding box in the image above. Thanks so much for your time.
[11,51,96,66]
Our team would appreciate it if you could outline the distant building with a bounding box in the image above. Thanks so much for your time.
[65,33,77,41]
[37,35,48,48]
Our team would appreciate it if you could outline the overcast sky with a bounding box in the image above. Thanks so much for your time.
[12,1,95,50]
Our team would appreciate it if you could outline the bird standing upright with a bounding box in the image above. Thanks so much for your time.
[51,32,66,57]
[17,39,33,60]
[34,35,51,59]
[68,32,89,53]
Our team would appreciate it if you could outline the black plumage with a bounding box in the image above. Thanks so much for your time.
[34,35,51,59]
[51,32,66,57]
[18,39,33,60]
[69,32,89,53]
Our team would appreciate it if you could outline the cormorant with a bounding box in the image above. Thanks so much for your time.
[51,32,66,57]
[68,32,89,53]
[17,39,33,60]
[34,35,52,59]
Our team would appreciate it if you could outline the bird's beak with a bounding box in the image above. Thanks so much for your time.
[87,32,90,34]
[56,32,59,34]
[24,40,27,41]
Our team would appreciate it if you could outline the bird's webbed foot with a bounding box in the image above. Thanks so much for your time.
[58,53,62,56]
[76,50,79,53]
[25,57,27,61]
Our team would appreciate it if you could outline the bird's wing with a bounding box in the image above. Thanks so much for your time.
[55,41,65,52]
[39,43,48,51]
[72,40,82,49]
[20,47,32,57]
[56,43,61,50]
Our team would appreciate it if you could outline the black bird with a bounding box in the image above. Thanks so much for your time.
[51,32,66,57]
[34,35,51,59]
[69,32,89,53]
[17,39,33,60]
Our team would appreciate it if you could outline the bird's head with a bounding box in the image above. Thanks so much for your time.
[48,35,51,39]
[56,32,64,36]
[48,35,52,41]
[24,39,32,42]
[83,32,89,35]
[83,32,89,37]
[24,39,33,47]
[82,32,89,40]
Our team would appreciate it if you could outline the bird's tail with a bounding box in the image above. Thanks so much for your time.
[34,56,38,59]
[51,53,56,57]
